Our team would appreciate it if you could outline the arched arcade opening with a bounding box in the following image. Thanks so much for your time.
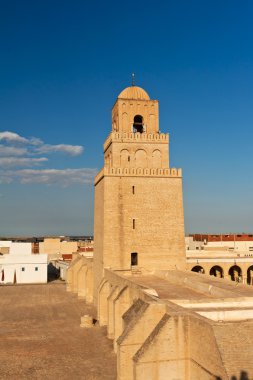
[191,265,205,274]
[229,265,242,282]
[210,266,224,278]
[247,265,253,285]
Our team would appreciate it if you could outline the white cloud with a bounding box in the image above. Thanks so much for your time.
[34,144,84,156]
[0,157,48,167]
[0,131,88,185]
[0,131,84,156]
[0,131,28,143]
[29,137,43,146]
[0,145,27,156]
[0,168,97,186]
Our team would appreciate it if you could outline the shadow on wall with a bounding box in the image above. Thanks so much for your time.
[47,263,60,282]
[231,371,251,380]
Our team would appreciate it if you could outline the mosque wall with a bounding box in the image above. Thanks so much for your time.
[66,85,253,379]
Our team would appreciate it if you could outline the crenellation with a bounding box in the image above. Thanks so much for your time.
[103,132,169,152]
[94,167,183,185]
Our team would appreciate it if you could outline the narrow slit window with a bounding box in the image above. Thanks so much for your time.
[131,252,138,266]
[132,186,135,194]
[133,219,135,229]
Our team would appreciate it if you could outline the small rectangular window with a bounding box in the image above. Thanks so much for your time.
[131,252,138,266]
[132,186,135,194]
[21,267,25,272]
[249,247,253,251]
[133,219,135,229]
[35,267,38,271]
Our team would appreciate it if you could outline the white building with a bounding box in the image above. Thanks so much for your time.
[0,242,47,284]
[0,241,12,247]
[0,241,32,255]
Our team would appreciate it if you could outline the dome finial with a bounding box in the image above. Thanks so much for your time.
[131,73,135,86]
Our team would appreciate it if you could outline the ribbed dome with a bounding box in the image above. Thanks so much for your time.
[118,86,150,100]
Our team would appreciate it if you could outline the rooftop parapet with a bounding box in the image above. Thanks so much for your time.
[103,132,169,152]
[94,167,182,185]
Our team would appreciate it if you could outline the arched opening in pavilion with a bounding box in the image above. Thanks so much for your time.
[191,265,205,274]
[210,266,224,278]
[133,115,144,133]
[228,265,242,282]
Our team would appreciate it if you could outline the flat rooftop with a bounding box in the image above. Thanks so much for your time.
[124,270,253,298]
[0,283,116,380]
[121,270,253,321]
[125,274,216,300]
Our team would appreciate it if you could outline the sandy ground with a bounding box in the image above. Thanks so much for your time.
[0,283,116,380]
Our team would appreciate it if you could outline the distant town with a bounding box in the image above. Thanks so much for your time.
[1,233,253,286]
[0,236,93,285]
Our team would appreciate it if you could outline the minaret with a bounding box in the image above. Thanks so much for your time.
[93,85,186,299]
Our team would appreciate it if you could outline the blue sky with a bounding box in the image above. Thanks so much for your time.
[0,0,253,236]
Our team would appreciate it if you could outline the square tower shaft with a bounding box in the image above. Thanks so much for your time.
[93,87,186,298]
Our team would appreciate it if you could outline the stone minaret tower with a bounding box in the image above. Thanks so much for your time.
[93,85,186,296]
